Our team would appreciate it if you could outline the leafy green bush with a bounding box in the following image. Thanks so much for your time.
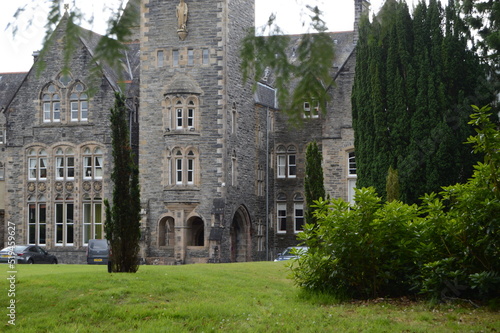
[292,105,500,301]
[291,188,421,299]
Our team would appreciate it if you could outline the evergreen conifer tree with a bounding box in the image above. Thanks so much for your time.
[304,141,325,225]
[352,0,492,204]
[105,92,141,273]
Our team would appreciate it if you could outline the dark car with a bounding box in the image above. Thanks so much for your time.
[0,245,58,264]
[274,246,308,262]
[86,239,109,265]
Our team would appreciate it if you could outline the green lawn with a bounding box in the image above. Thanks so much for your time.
[1,262,498,332]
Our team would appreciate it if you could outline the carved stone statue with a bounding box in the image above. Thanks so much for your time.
[176,0,188,31]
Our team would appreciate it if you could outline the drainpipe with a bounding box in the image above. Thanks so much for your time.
[265,106,270,261]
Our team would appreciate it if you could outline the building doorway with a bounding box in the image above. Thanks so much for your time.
[230,205,251,262]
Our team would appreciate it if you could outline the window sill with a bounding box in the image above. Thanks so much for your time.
[164,129,200,136]
[164,186,201,191]
[35,122,93,128]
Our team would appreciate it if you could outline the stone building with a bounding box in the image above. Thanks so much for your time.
[0,0,368,263]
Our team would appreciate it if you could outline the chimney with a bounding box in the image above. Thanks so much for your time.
[354,0,370,44]
[32,51,40,63]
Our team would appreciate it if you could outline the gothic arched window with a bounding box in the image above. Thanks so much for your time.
[70,83,88,122]
[42,84,61,123]
[83,146,103,180]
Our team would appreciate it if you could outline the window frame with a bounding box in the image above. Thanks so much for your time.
[276,145,297,179]
[170,97,198,131]
[55,147,75,180]
[277,202,287,234]
[82,197,104,245]
[55,196,74,246]
[42,84,61,123]
[27,148,48,181]
[82,147,103,180]
[171,148,198,186]
[347,150,357,204]
[293,202,304,233]
[28,199,47,246]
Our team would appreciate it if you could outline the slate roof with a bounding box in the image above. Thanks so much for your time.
[254,82,277,109]
[254,30,356,107]
[0,72,27,111]
[77,26,140,96]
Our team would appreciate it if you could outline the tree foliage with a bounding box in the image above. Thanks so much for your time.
[385,166,400,202]
[291,105,500,301]
[240,6,335,123]
[352,0,494,204]
[105,92,141,273]
[8,0,139,85]
[304,141,325,225]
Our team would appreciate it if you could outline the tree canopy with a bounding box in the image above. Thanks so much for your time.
[352,0,495,204]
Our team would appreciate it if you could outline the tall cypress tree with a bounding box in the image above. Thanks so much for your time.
[304,141,325,225]
[105,92,141,273]
[352,0,492,204]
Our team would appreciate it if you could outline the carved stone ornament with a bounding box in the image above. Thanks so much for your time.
[94,181,102,192]
[176,0,188,40]
[55,181,63,192]
[38,182,47,192]
[83,181,92,192]
[27,182,36,193]
[65,182,74,192]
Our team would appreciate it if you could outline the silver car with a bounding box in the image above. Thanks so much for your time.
[274,246,308,262]
[0,245,58,264]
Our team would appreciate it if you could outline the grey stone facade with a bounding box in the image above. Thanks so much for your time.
[0,0,369,264]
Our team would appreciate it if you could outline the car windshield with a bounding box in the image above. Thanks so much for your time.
[1,245,28,253]
[283,247,307,256]
[90,240,108,250]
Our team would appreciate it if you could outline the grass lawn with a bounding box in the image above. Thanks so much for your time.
[1,262,499,332]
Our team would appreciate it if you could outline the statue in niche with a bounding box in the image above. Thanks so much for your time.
[176,0,188,40]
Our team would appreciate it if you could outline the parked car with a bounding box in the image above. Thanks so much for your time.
[274,246,308,262]
[86,239,109,265]
[0,245,58,264]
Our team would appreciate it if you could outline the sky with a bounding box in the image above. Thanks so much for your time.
[0,0,399,73]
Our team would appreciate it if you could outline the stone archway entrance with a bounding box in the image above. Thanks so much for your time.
[230,205,251,262]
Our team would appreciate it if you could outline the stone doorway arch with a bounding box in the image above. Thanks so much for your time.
[230,205,251,262]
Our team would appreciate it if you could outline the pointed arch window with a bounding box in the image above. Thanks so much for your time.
[276,145,297,178]
[83,147,103,180]
[27,148,48,181]
[169,96,199,131]
[55,147,75,180]
[42,84,61,123]
[171,148,198,186]
[70,83,88,122]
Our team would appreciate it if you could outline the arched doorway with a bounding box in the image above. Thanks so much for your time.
[230,205,251,262]
[187,216,204,246]
[158,216,175,247]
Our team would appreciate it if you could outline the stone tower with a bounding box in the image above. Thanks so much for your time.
[139,0,259,263]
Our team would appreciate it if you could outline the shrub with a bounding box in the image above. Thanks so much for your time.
[292,105,500,301]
